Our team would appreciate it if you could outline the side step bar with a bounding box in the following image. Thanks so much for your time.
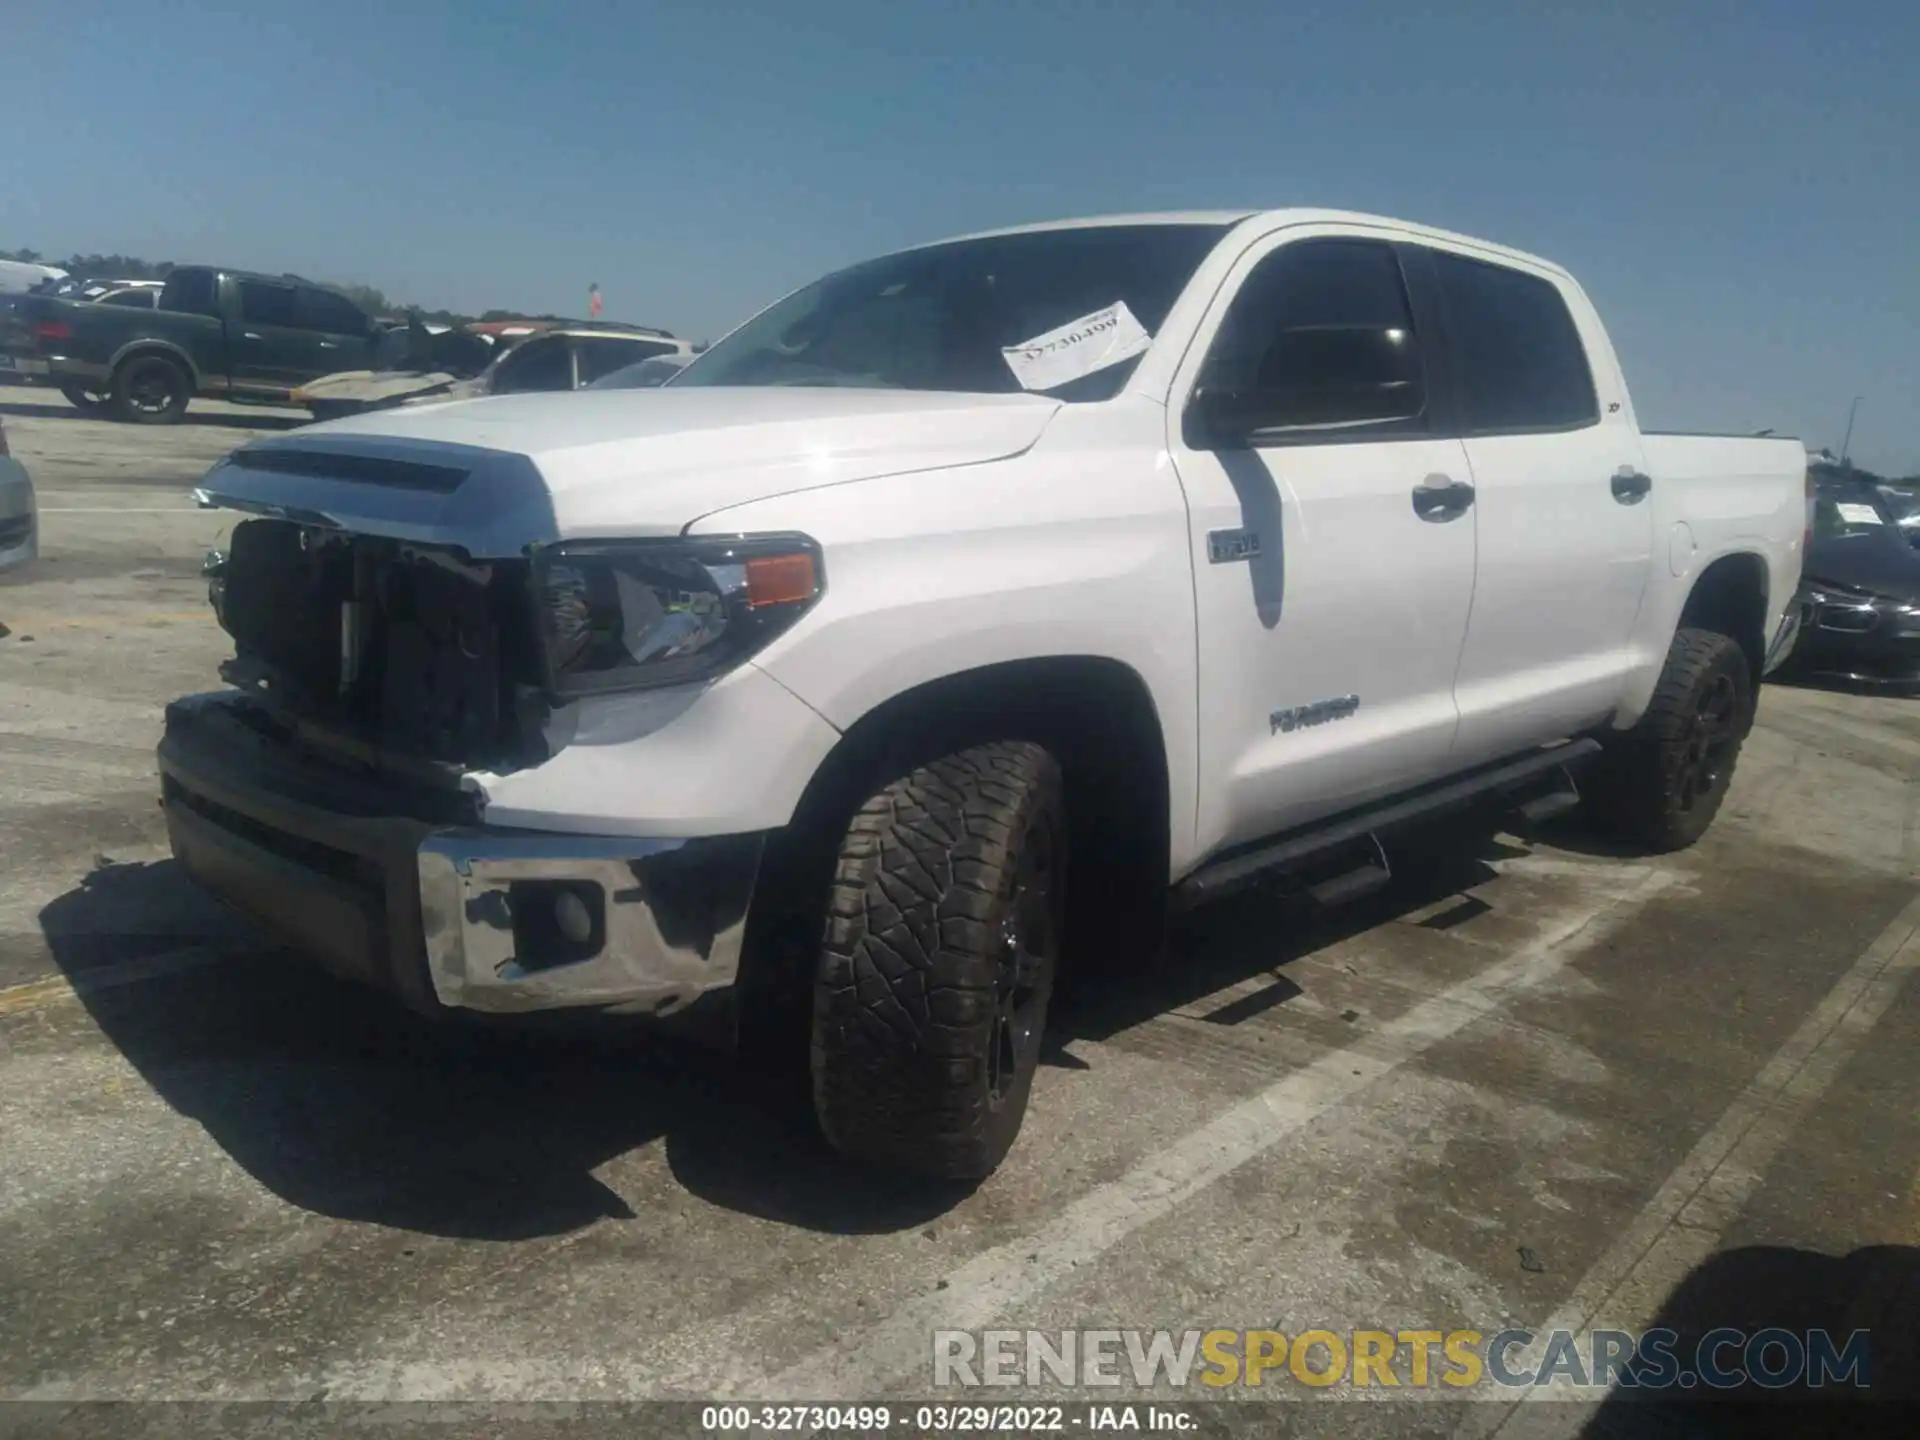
[1172,738,1601,911]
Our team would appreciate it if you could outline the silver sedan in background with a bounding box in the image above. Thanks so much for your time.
[0,416,36,573]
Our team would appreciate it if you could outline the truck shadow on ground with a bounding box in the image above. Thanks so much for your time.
[0,397,305,430]
[1576,1242,1918,1439]
[41,825,1532,1244]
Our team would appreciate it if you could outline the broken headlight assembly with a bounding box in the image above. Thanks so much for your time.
[531,535,824,698]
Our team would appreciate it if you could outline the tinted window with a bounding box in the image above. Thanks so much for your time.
[298,287,368,336]
[239,282,299,328]
[1430,252,1597,434]
[575,336,671,384]
[1200,239,1425,434]
[675,223,1229,401]
[98,289,157,308]
[1812,483,1892,540]
[490,336,574,393]
[160,269,219,317]
[588,355,693,390]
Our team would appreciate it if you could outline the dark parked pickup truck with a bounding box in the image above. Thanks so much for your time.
[0,266,377,423]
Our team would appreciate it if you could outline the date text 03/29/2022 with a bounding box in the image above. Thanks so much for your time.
[699,1403,1194,1432]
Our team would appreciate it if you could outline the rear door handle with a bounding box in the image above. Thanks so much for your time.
[1412,474,1475,522]
[318,340,338,349]
[241,331,263,341]
[1611,467,1652,503]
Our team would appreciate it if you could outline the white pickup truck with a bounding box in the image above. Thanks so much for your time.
[165,209,1809,1179]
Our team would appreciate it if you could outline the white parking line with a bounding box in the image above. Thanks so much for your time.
[1461,889,1920,1438]
[719,868,1680,1404]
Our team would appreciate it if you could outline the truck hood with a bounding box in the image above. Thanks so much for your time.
[195,387,1060,555]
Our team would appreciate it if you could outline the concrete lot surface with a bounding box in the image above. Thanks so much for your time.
[1,393,1916,1438]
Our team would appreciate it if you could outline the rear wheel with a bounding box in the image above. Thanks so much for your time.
[1585,627,1753,852]
[59,382,109,415]
[810,740,1065,1179]
[108,354,190,425]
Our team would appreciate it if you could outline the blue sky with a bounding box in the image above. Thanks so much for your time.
[9,0,1916,471]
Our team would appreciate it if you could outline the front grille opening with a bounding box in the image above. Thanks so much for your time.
[227,448,471,493]
[215,518,547,770]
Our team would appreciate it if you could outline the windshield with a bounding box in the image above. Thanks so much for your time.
[672,222,1231,401]
[1813,484,1896,541]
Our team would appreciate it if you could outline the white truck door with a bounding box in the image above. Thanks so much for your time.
[1167,231,1477,860]
[1423,246,1656,766]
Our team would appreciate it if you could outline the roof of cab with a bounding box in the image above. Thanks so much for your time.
[916,208,1573,282]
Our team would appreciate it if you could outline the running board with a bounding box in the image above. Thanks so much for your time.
[1172,739,1602,911]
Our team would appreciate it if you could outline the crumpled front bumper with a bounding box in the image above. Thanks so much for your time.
[158,692,764,1019]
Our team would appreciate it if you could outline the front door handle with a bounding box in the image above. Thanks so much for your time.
[1611,467,1652,503]
[241,331,263,341]
[1412,474,1475,522]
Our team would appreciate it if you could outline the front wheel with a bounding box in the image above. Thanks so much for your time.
[811,741,1065,1179]
[1585,627,1753,852]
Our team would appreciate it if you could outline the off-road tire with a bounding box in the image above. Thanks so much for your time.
[1585,627,1753,852]
[810,741,1065,1179]
[109,354,191,425]
[59,382,108,414]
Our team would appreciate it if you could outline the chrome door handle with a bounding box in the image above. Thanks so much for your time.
[1412,474,1475,522]
[1611,467,1652,503]
[319,340,338,349]
[241,331,263,341]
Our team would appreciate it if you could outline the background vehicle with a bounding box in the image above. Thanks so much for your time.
[295,323,693,420]
[0,266,378,422]
[1782,472,1920,691]
[0,417,36,574]
[585,351,696,388]
[0,259,68,294]
[162,209,1807,1181]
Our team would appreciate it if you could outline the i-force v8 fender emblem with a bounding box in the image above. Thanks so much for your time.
[1270,694,1360,734]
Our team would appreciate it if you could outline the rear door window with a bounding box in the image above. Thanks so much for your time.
[490,336,575,393]
[160,269,220,317]
[574,337,673,384]
[1429,251,1598,434]
[239,282,300,328]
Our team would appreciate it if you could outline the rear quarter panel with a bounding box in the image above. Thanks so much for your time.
[1616,433,1807,723]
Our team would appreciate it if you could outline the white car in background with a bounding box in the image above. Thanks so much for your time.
[0,416,35,573]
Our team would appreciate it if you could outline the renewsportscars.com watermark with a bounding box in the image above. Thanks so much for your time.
[932,1327,1874,1393]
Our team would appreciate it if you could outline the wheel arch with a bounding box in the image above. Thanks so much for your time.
[108,339,199,389]
[736,654,1176,1036]
[1677,549,1770,687]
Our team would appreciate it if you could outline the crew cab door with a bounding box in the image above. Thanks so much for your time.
[1168,230,1477,857]
[228,279,310,395]
[1418,246,1656,765]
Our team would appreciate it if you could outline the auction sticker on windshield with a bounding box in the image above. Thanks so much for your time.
[1835,502,1883,525]
[1002,301,1152,392]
